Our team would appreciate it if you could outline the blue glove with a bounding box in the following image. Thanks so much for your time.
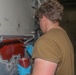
[17,64,31,75]
[26,44,33,56]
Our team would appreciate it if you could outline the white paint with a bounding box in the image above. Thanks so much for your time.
[0,0,34,35]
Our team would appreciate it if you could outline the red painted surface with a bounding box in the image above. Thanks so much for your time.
[18,58,30,68]
[0,39,25,60]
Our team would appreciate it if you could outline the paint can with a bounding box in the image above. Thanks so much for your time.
[18,58,30,68]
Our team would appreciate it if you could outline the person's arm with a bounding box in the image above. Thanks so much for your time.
[32,58,57,75]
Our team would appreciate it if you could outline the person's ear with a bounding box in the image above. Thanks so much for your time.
[42,15,47,21]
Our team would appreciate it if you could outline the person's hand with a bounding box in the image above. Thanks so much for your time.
[26,44,33,56]
[17,64,31,75]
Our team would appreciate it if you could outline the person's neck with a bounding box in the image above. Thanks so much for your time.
[46,21,62,32]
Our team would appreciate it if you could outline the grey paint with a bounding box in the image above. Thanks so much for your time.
[0,0,34,35]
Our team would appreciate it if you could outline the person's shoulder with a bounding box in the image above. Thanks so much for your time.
[35,35,45,44]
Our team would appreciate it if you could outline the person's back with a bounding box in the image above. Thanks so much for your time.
[42,28,74,75]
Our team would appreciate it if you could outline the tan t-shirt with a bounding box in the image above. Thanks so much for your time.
[32,28,74,75]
